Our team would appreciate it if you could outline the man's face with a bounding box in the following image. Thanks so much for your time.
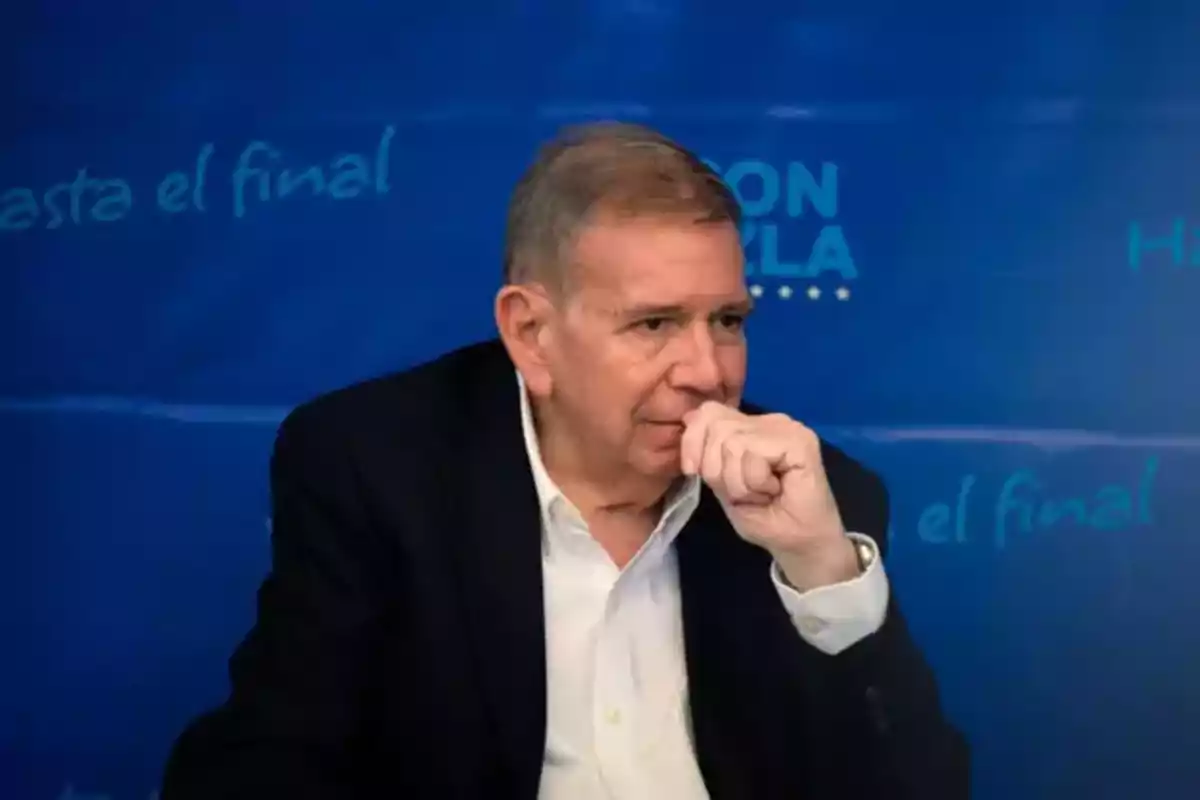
[544,215,751,480]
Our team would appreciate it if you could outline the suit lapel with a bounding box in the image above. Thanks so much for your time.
[677,491,759,799]
[450,343,547,797]
[677,490,810,800]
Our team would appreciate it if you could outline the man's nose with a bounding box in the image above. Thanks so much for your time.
[667,325,722,394]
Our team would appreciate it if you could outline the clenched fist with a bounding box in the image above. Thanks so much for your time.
[680,401,860,590]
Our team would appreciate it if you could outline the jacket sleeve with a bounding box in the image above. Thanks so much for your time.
[160,404,388,800]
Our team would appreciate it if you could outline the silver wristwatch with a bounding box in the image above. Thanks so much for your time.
[851,537,876,571]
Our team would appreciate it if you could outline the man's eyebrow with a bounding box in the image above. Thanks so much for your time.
[619,303,690,319]
[616,298,755,319]
[722,298,755,315]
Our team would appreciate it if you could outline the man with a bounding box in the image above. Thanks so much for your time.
[162,122,968,799]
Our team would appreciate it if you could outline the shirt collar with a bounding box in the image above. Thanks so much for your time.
[517,372,567,521]
[516,372,701,534]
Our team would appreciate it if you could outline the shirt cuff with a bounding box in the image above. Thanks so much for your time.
[770,533,890,656]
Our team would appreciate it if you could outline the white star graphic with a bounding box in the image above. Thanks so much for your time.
[806,285,821,301]
[835,286,851,301]
[778,285,793,300]
[749,284,764,298]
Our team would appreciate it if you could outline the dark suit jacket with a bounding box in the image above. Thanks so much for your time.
[161,338,969,800]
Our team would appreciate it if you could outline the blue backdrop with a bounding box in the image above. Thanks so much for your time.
[4,2,1199,798]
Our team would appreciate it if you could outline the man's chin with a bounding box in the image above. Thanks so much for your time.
[635,448,685,479]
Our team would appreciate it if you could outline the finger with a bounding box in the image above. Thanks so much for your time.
[718,435,751,501]
[682,402,740,475]
[732,490,775,507]
[764,418,821,474]
[699,419,739,488]
[679,409,711,476]
[742,447,782,497]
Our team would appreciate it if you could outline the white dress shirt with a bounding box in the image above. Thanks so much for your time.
[517,379,890,800]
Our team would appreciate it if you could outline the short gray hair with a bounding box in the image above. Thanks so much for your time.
[502,121,740,289]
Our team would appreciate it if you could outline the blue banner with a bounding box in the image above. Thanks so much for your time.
[4,2,1198,798]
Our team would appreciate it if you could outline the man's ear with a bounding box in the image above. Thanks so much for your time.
[495,283,556,395]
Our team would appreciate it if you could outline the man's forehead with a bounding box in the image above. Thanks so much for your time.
[573,215,740,254]
[565,217,746,307]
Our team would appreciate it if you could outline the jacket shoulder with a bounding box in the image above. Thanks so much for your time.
[277,339,507,445]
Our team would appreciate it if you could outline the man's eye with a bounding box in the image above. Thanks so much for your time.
[718,314,746,330]
[639,317,673,332]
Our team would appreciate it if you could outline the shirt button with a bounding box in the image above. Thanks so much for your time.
[798,616,827,637]
[604,709,622,725]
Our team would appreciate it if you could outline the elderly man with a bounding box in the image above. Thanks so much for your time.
[162,122,968,799]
